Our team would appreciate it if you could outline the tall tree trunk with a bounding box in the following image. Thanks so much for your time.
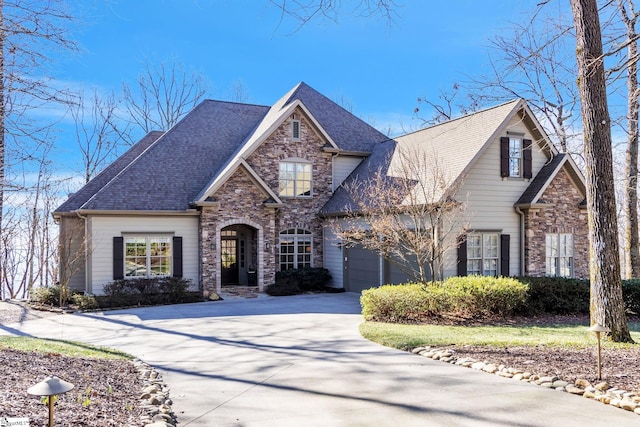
[571,0,633,342]
[0,0,5,239]
[621,1,640,278]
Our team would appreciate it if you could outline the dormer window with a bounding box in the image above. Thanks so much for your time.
[292,119,301,141]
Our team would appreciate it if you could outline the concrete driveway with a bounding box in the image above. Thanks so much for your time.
[1,293,637,426]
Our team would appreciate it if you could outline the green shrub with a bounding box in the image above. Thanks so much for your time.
[71,293,99,310]
[361,283,436,323]
[361,276,528,323]
[440,276,528,317]
[98,277,199,308]
[622,280,640,315]
[265,281,301,296]
[30,285,61,305]
[514,277,590,315]
[274,268,332,292]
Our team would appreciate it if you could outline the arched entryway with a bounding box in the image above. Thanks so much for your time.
[220,224,258,286]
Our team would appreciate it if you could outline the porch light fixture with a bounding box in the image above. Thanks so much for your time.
[265,242,271,250]
[588,323,610,380]
[28,375,74,427]
[210,242,216,250]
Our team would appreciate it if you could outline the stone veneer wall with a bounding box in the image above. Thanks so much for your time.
[200,169,276,293]
[200,108,334,293]
[523,167,589,279]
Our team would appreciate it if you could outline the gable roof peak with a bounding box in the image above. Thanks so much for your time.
[406,98,523,137]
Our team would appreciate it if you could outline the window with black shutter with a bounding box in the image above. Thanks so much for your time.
[500,234,510,276]
[457,236,468,276]
[113,237,124,280]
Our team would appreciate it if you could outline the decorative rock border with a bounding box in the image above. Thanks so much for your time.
[411,346,640,416]
[132,359,178,427]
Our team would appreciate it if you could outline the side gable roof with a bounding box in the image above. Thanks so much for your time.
[322,99,541,216]
[55,130,164,214]
[57,100,270,212]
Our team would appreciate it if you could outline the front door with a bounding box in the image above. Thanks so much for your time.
[221,238,239,285]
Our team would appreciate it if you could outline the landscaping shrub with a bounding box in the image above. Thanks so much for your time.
[71,293,99,310]
[361,276,528,323]
[274,268,332,292]
[30,285,61,306]
[514,277,590,315]
[265,281,301,296]
[622,280,640,315]
[98,277,200,308]
[361,283,440,323]
[439,276,528,317]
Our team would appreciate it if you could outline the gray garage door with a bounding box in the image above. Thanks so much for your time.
[344,245,380,293]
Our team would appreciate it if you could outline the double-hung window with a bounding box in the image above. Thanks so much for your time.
[509,137,522,177]
[467,233,499,276]
[124,235,172,278]
[279,160,312,198]
[279,229,312,270]
[546,233,573,277]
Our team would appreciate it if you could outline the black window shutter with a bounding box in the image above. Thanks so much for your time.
[500,137,510,177]
[500,234,510,276]
[173,236,183,278]
[457,235,468,276]
[523,139,533,179]
[113,237,124,280]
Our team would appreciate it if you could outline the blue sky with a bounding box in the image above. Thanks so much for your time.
[54,0,543,135]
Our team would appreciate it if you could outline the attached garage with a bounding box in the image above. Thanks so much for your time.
[344,245,381,293]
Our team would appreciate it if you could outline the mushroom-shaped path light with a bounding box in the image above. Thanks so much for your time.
[27,376,74,427]
[588,324,611,380]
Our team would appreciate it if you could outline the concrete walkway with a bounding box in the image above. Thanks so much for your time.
[1,293,637,426]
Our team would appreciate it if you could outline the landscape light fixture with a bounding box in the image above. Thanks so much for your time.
[27,376,74,427]
[588,323,610,380]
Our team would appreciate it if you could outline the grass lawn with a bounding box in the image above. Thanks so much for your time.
[0,336,133,359]
[360,320,640,351]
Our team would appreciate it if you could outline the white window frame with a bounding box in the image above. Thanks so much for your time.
[467,232,499,276]
[509,137,522,177]
[546,233,574,277]
[124,235,172,278]
[292,119,301,141]
[279,160,312,198]
[279,228,312,270]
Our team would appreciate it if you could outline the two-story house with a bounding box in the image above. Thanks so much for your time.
[54,82,588,296]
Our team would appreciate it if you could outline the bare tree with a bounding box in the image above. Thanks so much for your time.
[120,60,209,142]
[615,0,640,279]
[414,84,482,126]
[270,0,398,29]
[330,143,467,282]
[68,89,125,183]
[1,0,76,230]
[571,0,633,342]
[1,142,59,298]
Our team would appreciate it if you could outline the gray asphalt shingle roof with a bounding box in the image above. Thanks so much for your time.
[284,82,389,152]
[55,130,164,213]
[516,153,567,205]
[57,101,270,212]
[55,82,388,213]
[321,100,525,216]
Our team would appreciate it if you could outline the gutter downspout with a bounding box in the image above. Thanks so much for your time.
[75,211,90,294]
[515,206,525,276]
